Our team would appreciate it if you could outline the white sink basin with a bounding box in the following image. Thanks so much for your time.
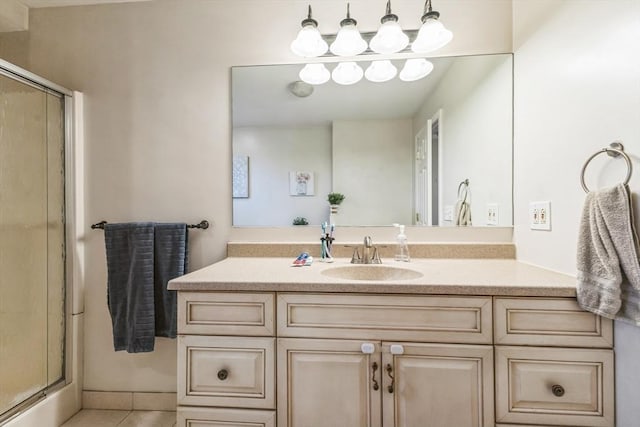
[321,265,424,281]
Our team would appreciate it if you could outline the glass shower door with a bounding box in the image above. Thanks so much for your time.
[0,72,65,417]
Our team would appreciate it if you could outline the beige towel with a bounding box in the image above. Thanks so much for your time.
[577,184,640,325]
[455,180,472,226]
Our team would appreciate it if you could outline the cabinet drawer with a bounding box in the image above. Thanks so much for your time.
[178,292,275,336]
[177,407,275,427]
[495,346,614,427]
[494,298,613,348]
[277,293,492,343]
[178,336,275,409]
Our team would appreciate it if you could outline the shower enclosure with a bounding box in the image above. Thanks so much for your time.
[0,62,69,423]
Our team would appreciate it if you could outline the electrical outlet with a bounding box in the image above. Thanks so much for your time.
[444,205,454,221]
[529,201,551,230]
[487,203,499,226]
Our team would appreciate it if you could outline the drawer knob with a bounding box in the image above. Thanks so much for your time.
[217,369,229,381]
[551,384,565,397]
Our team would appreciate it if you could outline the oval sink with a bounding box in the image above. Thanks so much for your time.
[321,265,423,281]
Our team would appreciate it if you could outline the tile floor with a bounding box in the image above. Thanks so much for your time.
[61,409,176,427]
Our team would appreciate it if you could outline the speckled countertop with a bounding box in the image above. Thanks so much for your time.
[168,257,578,297]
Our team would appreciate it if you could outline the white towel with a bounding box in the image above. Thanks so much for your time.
[576,184,640,325]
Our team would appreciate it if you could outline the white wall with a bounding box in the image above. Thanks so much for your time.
[233,125,332,226]
[414,54,513,226]
[0,0,512,393]
[512,1,640,425]
[332,119,414,226]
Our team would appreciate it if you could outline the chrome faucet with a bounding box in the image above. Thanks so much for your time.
[351,236,382,264]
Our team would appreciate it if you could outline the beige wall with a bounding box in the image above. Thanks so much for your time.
[512,1,640,425]
[0,0,512,392]
[233,125,332,226]
[414,54,513,226]
[332,118,414,226]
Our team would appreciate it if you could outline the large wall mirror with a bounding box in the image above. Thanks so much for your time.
[232,53,513,227]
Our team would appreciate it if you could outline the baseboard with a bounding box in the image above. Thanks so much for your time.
[82,391,177,411]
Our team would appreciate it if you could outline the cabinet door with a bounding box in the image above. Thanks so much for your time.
[277,338,382,427]
[382,343,494,427]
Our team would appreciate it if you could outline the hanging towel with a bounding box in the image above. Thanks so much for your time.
[154,223,188,338]
[455,179,472,226]
[105,223,156,353]
[576,184,640,325]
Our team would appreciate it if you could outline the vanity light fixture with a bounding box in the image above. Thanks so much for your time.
[399,58,434,81]
[365,60,398,83]
[299,63,331,85]
[292,1,451,85]
[411,0,453,53]
[290,6,328,57]
[329,3,368,57]
[331,61,364,85]
[369,1,409,54]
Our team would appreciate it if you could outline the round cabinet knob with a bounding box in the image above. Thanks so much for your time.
[551,384,565,397]
[217,369,229,381]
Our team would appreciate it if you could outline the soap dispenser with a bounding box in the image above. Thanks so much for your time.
[393,224,410,262]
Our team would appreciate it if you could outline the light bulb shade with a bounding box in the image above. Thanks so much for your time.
[370,21,409,54]
[330,23,368,56]
[291,24,329,57]
[365,60,398,83]
[331,62,364,85]
[299,63,330,85]
[411,17,453,53]
[399,58,434,82]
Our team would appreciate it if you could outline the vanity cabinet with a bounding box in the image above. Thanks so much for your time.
[175,292,614,427]
[176,292,277,426]
[276,293,495,427]
[493,297,615,427]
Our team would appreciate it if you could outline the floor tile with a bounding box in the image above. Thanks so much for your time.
[117,411,176,427]
[60,409,129,427]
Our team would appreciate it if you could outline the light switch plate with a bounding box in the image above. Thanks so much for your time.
[529,201,551,230]
[444,205,454,221]
[487,203,499,226]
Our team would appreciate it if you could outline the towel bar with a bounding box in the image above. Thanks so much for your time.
[580,142,632,193]
[91,220,209,230]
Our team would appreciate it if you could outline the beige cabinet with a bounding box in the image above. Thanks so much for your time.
[177,292,277,426]
[382,343,494,427]
[494,298,614,427]
[277,338,382,427]
[275,294,495,427]
[176,292,614,427]
[276,339,494,427]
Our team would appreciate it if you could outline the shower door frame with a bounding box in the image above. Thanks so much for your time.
[0,57,78,423]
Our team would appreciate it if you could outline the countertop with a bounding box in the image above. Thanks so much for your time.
[168,257,578,297]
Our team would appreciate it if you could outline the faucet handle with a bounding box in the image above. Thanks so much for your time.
[364,236,372,248]
[351,247,361,264]
[371,247,382,264]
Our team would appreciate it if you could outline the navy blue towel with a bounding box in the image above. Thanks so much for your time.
[154,223,188,338]
[104,222,188,353]
[105,223,156,353]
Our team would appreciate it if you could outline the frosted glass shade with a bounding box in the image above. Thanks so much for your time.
[365,60,398,83]
[299,64,331,85]
[291,24,329,57]
[411,17,453,53]
[399,58,434,82]
[332,62,364,85]
[369,20,409,54]
[330,23,367,56]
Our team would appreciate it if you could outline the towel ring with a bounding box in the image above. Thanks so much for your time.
[580,142,632,193]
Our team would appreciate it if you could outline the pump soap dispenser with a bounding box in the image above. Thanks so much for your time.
[393,224,410,262]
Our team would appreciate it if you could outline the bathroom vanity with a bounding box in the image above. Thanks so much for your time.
[169,256,614,427]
